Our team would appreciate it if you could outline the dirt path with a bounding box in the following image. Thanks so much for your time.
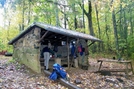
[0,56,134,89]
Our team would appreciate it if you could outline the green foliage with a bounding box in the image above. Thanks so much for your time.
[0,38,5,51]
[8,59,16,64]
[90,52,116,59]
[127,35,134,59]
[0,26,19,52]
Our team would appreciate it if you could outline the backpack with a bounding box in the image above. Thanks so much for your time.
[78,46,82,52]
[49,71,57,80]
[53,63,67,79]
[78,45,83,56]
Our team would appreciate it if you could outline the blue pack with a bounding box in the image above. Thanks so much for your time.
[49,63,67,80]
[49,71,57,80]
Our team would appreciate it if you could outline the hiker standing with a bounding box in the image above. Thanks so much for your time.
[70,43,76,67]
[43,46,50,70]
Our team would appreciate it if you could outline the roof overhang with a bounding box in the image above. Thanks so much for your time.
[8,22,102,45]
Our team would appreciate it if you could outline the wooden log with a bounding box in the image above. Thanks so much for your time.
[97,59,134,77]
[98,69,132,72]
[44,70,81,89]
[5,52,12,56]
[97,59,131,63]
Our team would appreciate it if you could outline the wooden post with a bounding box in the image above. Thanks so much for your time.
[67,37,70,68]
[130,62,134,74]
[98,61,103,71]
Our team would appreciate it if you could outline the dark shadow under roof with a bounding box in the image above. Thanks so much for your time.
[8,22,101,45]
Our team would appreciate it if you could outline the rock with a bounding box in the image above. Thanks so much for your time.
[105,78,118,84]
[116,78,124,83]
[0,66,4,69]
[99,70,111,76]
[74,78,81,84]
[0,78,3,82]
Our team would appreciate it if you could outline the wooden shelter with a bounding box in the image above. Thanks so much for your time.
[8,22,101,73]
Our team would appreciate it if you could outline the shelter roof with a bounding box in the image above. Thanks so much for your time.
[8,22,101,45]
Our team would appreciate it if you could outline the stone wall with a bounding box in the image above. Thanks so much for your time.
[13,27,41,73]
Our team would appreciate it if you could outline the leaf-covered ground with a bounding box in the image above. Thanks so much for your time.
[0,56,67,89]
[0,56,134,89]
[67,58,134,89]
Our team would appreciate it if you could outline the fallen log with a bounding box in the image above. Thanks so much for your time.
[44,70,81,89]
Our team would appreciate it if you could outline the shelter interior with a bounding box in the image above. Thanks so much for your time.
[39,28,85,69]
[40,28,76,46]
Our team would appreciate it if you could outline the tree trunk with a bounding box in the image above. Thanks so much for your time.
[87,1,94,36]
[82,0,85,28]
[95,2,101,52]
[119,2,122,38]
[123,10,128,58]
[64,5,67,29]
[79,0,94,35]
[105,14,110,52]
[111,0,119,54]
[22,0,25,31]
[112,10,119,51]
[81,0,95,52]
[28,0,31,24]
[129,0,133,35]
[73,4,77,30]
[55,0,59,26]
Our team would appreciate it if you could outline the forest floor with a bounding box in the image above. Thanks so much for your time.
[0,55,134,89]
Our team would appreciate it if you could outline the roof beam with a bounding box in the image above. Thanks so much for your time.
[37,31,49,43]
[88,41,95,47]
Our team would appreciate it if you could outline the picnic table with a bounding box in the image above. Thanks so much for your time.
[97,59,134,75]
